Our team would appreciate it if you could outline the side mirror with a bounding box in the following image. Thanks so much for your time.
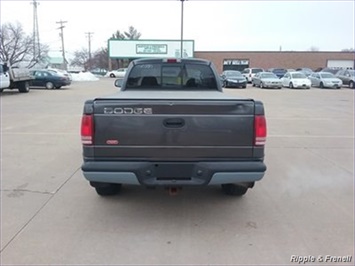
[114,78,123,88]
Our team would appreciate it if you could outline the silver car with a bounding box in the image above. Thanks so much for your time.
[252,72,282,89]
[308,72,343,89]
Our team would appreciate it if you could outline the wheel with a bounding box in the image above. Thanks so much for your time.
[0,88,4,93]
[242,85,246,88]
[18,81,30,93]
[260,82,264,88]
[278,87,282,89]
[45,82,54,90]
[349,81,354,89]
[223,81,228,88]
[109,73,115,78]
[289,82,294,89]
[221,184,248,196]
[252,83,255,87]
[91,182,122,196]
[320,82,324,89]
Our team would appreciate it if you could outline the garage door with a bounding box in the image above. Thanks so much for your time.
[327,60,354,68]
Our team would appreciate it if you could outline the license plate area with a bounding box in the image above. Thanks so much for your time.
[154,163,194,178]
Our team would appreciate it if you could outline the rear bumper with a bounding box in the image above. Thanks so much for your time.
[81,161,266,186]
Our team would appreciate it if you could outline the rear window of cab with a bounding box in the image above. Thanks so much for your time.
[126,63,217,90]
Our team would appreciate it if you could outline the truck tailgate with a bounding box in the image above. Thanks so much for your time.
[92,99,255,160]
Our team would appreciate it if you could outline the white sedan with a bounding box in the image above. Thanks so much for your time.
[281,71,311,89]
[308,72,342,89]
[105,68,127,78]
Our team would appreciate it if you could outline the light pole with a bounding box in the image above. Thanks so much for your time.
[180,0,185,58]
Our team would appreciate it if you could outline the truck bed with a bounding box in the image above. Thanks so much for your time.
[83,90,264,162]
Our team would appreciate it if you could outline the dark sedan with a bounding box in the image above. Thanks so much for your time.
[220,70,247,88]
[30,70,71,89]
[268,68,287,78]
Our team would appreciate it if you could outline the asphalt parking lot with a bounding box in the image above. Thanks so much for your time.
[1,79,354,265]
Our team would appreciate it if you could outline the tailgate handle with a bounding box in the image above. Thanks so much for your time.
[163,118,185,128]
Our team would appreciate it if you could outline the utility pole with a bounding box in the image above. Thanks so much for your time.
[180,0,185,58]
[85,32,94,70]
[56,20,68,70]
[31,0,40,61]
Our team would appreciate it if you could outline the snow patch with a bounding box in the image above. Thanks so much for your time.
[71,72,100,81]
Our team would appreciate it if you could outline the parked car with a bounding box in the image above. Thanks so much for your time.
[241,68,264,83]
[314,67,341,75]
[30,70,71,89]
[335,69,354,88]
[308,72,343,89]
[252,72,282,89]
[47,68,72,81]
[268,68,287,78]
[281,71,311,89]
[105,68,127,78]
[90,68,107,76]
[296,67,313,77]
[220,70,247,88]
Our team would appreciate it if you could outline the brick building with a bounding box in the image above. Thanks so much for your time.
[194,51,355,74]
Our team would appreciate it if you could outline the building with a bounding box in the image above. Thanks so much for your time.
[195,51,355,74]
[107,39,355,73]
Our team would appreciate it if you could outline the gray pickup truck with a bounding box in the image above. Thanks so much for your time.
[81,58,267,197]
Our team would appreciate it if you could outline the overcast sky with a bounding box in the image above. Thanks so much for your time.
[1,0,354,58]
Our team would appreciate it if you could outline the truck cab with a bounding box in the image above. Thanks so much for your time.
[0,63,11,90]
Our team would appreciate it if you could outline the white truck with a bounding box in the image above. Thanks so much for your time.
[0,62,34,93]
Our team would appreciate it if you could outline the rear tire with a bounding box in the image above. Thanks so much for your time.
[18,81,30,93]
[320,82,324,89]
[93,183,122,196]
[260,82,264,88]
[289,82,294,89]
[109,73,115,78]
[221,184,248,196]
[45,82,54,90]
[349,81,354,89]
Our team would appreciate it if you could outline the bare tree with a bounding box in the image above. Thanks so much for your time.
[0,22,48,68]
[70,48,91,71]
[92,47,109,69]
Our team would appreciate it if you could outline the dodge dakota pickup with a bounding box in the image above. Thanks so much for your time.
[81,58,267,196]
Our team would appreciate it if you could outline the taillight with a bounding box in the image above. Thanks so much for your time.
[163,58,181,63]
[254,115,267,146]
[81,114,93,145]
